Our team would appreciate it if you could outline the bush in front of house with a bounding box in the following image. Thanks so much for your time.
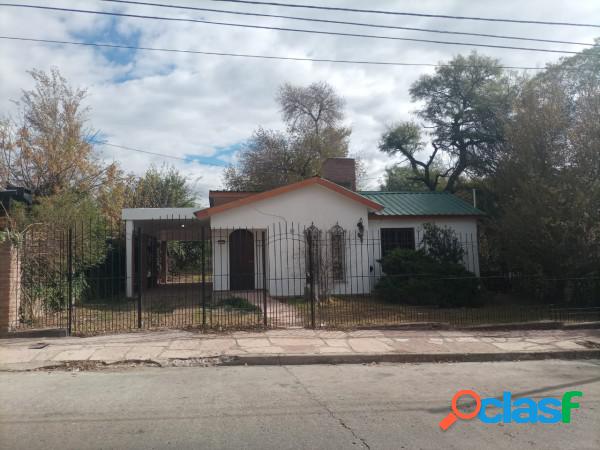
[420,222,465,265]
[375,248,482,307]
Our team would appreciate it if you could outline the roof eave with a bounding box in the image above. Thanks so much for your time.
[194,177,383,219]
[368,212,485,219]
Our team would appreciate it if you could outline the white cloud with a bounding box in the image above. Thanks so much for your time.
[1,0,599,202]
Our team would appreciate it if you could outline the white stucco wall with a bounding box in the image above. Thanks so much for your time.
[210,184,370,230]
[368,216,480,281]
[209,185,480,297]
[210,184,372,296]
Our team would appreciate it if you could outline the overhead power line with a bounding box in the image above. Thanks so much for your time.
[0,3,581,55]
[97,141,230,166]
[96,141,189,161]
[98,0,597,47]
[207,0,600,28]
[2,35,581,70]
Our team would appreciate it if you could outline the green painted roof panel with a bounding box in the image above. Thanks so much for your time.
[358,191,484,216]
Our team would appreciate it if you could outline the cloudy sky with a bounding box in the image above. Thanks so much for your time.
[1,0,599,205]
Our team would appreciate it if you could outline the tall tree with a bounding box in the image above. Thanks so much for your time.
[0,68,114,197]
[379,165,429,192]
[222,128,296,192]
[224,81,351,191]
[487,43,600,277]
[379,164,451,192]
[379,53,515,192]
[126,164,196,208]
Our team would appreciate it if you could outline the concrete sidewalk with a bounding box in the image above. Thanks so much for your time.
[1,328,600,370]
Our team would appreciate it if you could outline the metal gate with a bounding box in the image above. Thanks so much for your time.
[6,219,600,335]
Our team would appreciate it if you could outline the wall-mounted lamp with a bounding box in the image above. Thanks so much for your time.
[357,218,364,242]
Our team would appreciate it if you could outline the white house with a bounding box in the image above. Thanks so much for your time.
[122,159,483,298]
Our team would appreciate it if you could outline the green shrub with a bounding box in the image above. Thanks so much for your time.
[20,263,88,324]
[215,297,261,313]
[421,222,465,264]
[375,249,481,307]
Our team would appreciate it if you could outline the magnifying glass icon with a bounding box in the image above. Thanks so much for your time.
[439,390,481,431]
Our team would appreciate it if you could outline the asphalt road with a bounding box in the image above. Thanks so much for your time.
[1,360,599,450]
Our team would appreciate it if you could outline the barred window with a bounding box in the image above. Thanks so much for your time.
[304,224,321,279]
[381,228,415,258]
[330,224,345,281]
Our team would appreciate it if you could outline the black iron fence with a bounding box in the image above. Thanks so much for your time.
[6,219,600,335]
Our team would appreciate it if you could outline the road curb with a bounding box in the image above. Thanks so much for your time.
[1,349,599,372]
[220,349,600,366]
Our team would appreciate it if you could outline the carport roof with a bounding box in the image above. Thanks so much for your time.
[121,208,198,221]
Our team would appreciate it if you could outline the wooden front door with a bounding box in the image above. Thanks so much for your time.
[229,229,255,290]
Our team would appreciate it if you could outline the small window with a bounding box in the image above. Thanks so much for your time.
[381,228,415,257]
[330,224,345,281]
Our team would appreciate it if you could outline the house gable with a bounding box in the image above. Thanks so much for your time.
[195,177,383,220]
[206,182,378,231]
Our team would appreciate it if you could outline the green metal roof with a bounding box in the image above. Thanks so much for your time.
[358,191,484,216]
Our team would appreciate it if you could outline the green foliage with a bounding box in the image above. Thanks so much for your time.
[421,223,465,265]
[483,42,600,278]
[224,81,351,191]
[214,297,261,312]
[83,238,126,302]
[379,166,428,192]
[380,122,422,159]
[380,52,515,192]
[379,164,451,192]
[20,265,87,322]
[167,240,210,273]
[375,249,481,307]
[13,192,113,318]
[0,228,23,246]
[126,164,196,208]
[0,68,115,197]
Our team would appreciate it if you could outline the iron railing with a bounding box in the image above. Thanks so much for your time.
[6,219,600,335]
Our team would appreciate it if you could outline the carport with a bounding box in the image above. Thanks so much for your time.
[121,208,209,297]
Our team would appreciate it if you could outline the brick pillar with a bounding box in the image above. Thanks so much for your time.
[0,241,20,333]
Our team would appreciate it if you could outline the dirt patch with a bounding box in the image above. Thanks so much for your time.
[31,359,163,372]
[28,356,240,372]
[576,340,600,349]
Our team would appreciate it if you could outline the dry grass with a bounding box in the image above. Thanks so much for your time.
[11,283,265,335]
[12,291,599,335]
[289,295,598,328]
[69,302,263,335]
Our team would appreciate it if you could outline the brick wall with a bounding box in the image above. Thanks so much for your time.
[209,191,256,207]
[321,158,356,191]
[0,241,20,332]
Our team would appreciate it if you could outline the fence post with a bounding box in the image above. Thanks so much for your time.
[201,227,206,329]
[67,227,73,335]
[262,231,268,327]
[307,233,316,329]
[137,227,142,329]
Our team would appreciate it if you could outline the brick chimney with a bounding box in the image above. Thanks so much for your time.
[209,191,257,207]
[321,158,356,191]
